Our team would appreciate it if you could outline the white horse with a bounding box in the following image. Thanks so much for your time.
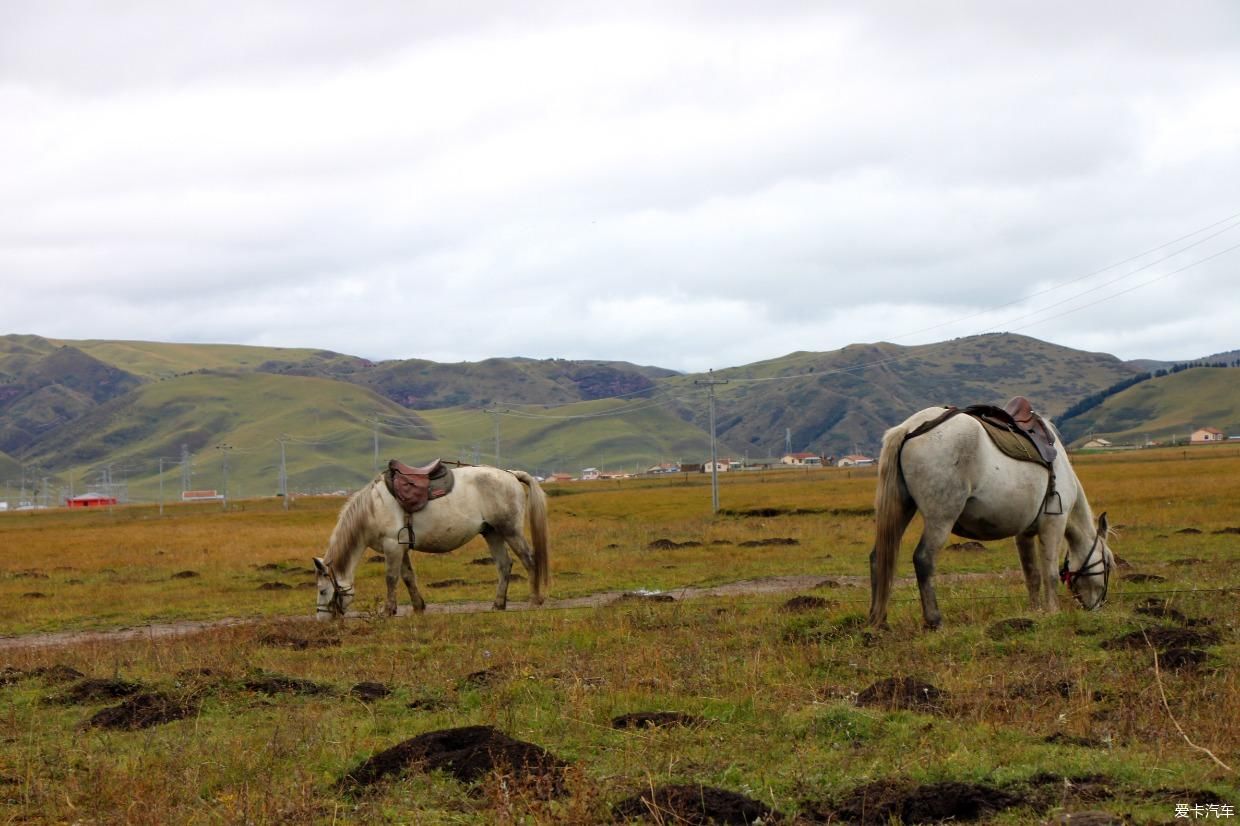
[869,406,1113,629]
[313,466,549,620]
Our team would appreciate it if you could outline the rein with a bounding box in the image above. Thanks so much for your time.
[316,562,354,617]
[1060,530,1109,609]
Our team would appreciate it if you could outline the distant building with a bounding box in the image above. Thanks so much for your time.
[1190,427,1225,444]
[703,460,731,473]
[646,463,680,474]
[181,489,224,501]
[546,473,574,483]
[837,454,875,467]
[781,452,821,466]
[580,468,600,481]
[66,493,118,508]
[1081,438,1113,450]
[681,463,704,474]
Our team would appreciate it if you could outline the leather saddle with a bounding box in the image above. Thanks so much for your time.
[968,396,1058,467]
[384,458,453,514]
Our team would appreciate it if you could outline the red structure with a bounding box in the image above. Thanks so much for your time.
[65,493,118,508]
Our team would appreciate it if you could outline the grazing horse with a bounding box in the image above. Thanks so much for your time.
[313,466,548,620]
[869,406,1113,629]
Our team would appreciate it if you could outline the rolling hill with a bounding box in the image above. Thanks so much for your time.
[1056,367,1240,446]
[3,330,1237,504]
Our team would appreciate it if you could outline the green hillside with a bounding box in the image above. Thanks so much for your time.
[13,370,716,502]
[0,450,21,485]
[1057,367,1240,446]
[53,338,340,380]
[661,333,1140,457]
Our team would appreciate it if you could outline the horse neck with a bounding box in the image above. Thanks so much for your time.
[324,479,379,581]
[1066,477,1096,545]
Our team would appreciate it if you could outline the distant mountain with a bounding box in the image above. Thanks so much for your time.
[4,330,1233,501]
[1056,366,1240,445]
[661,333,1142,458]
[0,338,143,455]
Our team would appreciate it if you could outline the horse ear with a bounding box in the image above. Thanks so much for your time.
[313,557,327,575]
[1097,512,1109,534]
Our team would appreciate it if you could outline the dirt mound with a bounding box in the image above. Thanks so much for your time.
[780,595,832,612]
[22,592,48,599]
[612,784,779,824]
[738,537,798,547]
[611,711,704,730]
[1169,557,1206,566]
[1159,647,1209,670]
[946,541,988,551]
[171,570,199,579]
[460,668,503,689]
[1174,527,1202,535]
[1133,598,1190,623]
[350,681,391,702]
[87,692,199,730]
[469,556,493,565]
[243,674,333,695]
[45,678,143,705]
[428,578,467,588]
[856,677,948,713]
[1103,627,1221,651]
[20,664,85,684]
[1122,572,1166,583]
[257,581,292,590]
[256,626,341,650]
[986,617,1037,640]
[339,725,569,797]
[1213,526,1240,535]
[815,779,1022,825]
[1009,677,1074,700]
[647,538,702,550]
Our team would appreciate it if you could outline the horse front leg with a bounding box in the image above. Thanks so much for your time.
[912,522,951,630]
[1016,531,1042,609]
[400,549,426,613]
[483,529,512,610]
[1036,518,1068,612]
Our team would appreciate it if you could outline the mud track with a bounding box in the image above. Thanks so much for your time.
[0,571,1013,651]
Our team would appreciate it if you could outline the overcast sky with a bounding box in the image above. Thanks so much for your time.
[3,1,1238,373]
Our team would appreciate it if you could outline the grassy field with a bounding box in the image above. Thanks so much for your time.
[0,451,1236,824]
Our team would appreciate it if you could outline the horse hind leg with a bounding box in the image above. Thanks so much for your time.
[503,531,544,606]
[483,528,513,610]
[912,520,953,630]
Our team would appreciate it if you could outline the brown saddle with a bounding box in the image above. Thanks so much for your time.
[974,396,1058,467]
[384,458,454,515]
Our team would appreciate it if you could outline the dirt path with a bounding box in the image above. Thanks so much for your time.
[0,571,1013,651]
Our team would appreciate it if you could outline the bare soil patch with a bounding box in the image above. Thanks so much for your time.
[808,779,1022,824]
[170,570,199,579]
[87,691,199,730]
[1169,557,1206,566]
[646,538,702,549]
[612,783,780,824]
[738,537,799,548]
[1174,527,1202,535]
[469,556,493,565]
[257,581,292,590]
[460,668,503,689]
[1043,732,1106,748]
[44,677,143,705]
[339,725,569,798]
[407,697,453,711]
[255,624,341,650]
[1213,526,1240,535]
[946,541,988,551]
[1159,647,1210,670]
[428,578,467,588]
[350,681,391,702]
[616,591,675,603]
[780,595,832,612]
[1102,627,1221,651]
[855,676,948,713]
[611,711,704,730]
[986,617,1037,640]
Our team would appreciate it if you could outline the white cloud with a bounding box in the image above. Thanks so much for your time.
[2,1,1239,371]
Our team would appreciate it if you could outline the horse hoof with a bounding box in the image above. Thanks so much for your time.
[493,602,507,611]
[531,595,545,606]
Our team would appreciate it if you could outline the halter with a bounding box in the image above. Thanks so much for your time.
[1059,530,1109,609]
[316,562,354,617]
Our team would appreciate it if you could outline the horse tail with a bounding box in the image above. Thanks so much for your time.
[869,421,912,627]
[510,470,550,598]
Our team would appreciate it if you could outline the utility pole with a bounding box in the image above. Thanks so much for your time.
[215,443,232,510]
[695,369,729,513]
[486,409,501,468]
[158,457,166,516]
[180,444,191,495]
[279,436,289,510]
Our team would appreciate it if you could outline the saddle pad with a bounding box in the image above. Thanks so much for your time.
[905,407,1050,468]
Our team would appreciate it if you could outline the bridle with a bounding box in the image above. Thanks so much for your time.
[316,563,354,618]
[1060,530,1110,610]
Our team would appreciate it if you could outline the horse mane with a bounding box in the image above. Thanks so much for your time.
[323,477,381,568]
